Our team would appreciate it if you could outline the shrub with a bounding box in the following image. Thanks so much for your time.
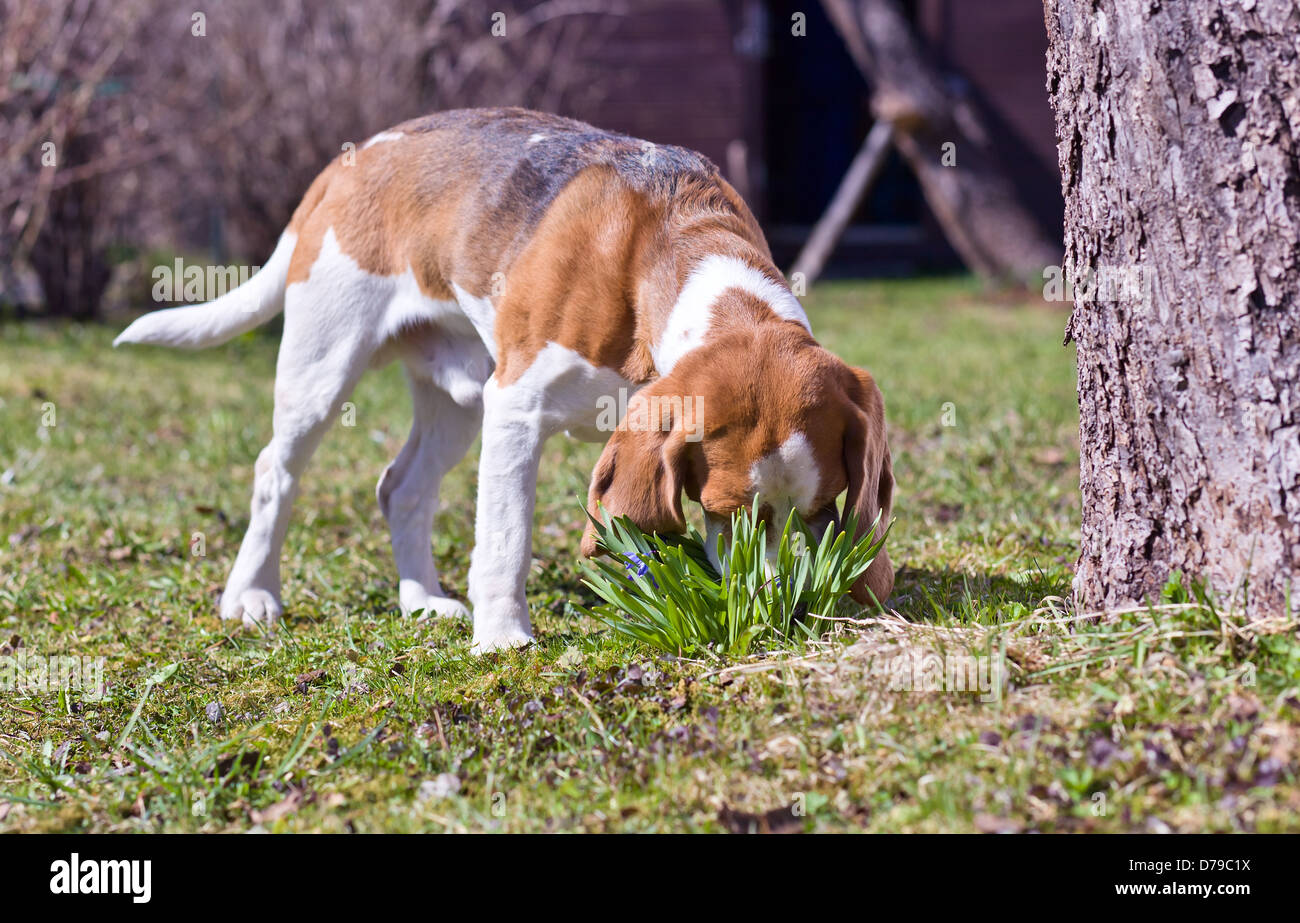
[581,502,888,658]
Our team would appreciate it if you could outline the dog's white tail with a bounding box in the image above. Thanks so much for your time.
[113,232,297,350]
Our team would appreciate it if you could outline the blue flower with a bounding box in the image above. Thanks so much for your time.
[623,552,656,587]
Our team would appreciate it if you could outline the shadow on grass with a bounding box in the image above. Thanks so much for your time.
[542,561,1072,641]
[890,565,1072,624]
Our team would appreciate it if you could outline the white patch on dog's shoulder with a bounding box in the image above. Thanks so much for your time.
[490,342,633,437]
[749,432,820,524]
[654,255,811,374]
[362,131,405,150]
[451,282,499,361]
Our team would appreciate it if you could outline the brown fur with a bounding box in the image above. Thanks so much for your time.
[581,314,894,607]
[278,108,895,601]
[489,166,666,384]
[283,108,753,386]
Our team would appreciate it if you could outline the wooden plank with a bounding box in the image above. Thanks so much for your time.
[789,118,894,285]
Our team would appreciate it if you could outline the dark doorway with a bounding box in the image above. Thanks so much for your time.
[762,0,957,275]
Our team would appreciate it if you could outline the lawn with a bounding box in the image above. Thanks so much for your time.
[1,277,1297,832]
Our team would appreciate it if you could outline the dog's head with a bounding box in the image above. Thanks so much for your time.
[581,321,894,604]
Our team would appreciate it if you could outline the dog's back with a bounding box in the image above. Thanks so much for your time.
[286,108,734,289]
[118,108,772,379]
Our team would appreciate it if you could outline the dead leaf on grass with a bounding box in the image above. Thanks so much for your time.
[295,669,326,694]
[251,789,302,824]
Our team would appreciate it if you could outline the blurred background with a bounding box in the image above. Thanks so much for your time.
[0,0,1062,322]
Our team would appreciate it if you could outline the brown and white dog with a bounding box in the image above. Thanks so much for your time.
[116,108,894,652]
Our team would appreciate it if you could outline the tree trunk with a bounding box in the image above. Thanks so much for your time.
[822,0,1061,281]
[1044,0,1300,616]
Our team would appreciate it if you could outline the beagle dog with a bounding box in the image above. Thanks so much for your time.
[116,108,894,652]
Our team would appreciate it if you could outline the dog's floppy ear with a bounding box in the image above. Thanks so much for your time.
[843,367,895,605]
[581,394,692,557]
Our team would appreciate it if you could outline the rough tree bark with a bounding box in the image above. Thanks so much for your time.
[1044,0,1300,616]
[822,0,1061,281]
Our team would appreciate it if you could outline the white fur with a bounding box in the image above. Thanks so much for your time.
[382,267,471,340]
[378,368,482,622]
[652,254,810,374]
[118,227,641,651]
[374,269,492,620]
[217,229,393,628]
[383,268,490,407]
[750,432,820,573]
[750,432,819,517]
[702,434,820,577]
[362,131,405,149]
[451,282,499,361]
[115,226,492,635]
[468,342,632,652]
[704,513,730,576]
[113,232,297,349]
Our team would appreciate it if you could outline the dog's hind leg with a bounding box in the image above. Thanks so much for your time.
[378,367,482,620]
[219,279,374,628]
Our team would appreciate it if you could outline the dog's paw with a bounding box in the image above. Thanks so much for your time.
[408,596,471,622]
[469,598,535,654]
[400,580,470,621]
[470,627,535,655]
[220,588,283,629]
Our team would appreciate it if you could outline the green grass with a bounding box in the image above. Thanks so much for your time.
[1,276,1297,833]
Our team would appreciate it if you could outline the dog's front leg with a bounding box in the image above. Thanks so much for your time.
[467,378,544,653]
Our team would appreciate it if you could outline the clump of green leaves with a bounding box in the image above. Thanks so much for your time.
[581,501,888,657]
